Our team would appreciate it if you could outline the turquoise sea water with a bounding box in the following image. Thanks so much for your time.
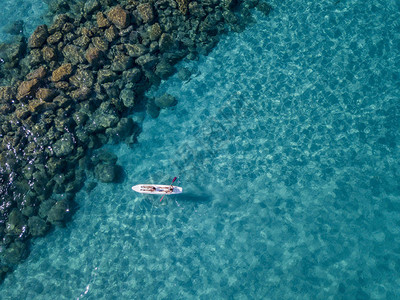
[2,0,400,299]
[0,0,48,42]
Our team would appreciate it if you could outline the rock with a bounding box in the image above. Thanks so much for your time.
[106,117,137,144]
[48,14,70,34]
[155,59,174,79]
[149,41,159,53]
[111,54,133,72]
[47,31,63,45]
[69,69,94,88]
[85,105,119,133]
[28,216,49,236]
[26,66,47,80]
[73,35,91,49]
[159,33,174,52]
[15,108,30,119]
[176,0,189,15]
[2,241,27,266]
[107,6,130,29]
[92,37,109,52]
[16,79,39,101]
[256,2,273,16]
[0,86,16,101]
[97,69,117,84]
[62,45,84,65]
[146,98,160,118]
[149,23,162,41]
[38,199,56,219]
[154,93,177,108]
[54,81,70,90]
[0,38,25,67]
[85,46,103,65]
[42,46,56,62]
[125,43,148,58]
[35,88,56,102]
[28,25,48,48]
[3,20,24,35]
[104,25,118,42]
[72,111,88,126]
[5,209,25,236]
[135,53,158,69]
[92,150,118,165]
[69,86,91,101]
[122,68,142,83]
[35,88,57,102]
[137,3,154,24]
[28,99,48,113]
[119,87,135,108]
[177,67,192,81]
[84,0,100,15]
[62,23,74,33]
[28,49,43,66]
[51,63,73,82]
[47,200,69,225]
[52,134,75,157]
[96,12,110,28]
[94,163,117,183]
[188,1,206,18]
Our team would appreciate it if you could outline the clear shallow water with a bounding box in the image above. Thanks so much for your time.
[0,0,48,43]
[2,0,400,299]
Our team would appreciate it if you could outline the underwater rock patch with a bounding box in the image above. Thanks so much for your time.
[154,93,177,108]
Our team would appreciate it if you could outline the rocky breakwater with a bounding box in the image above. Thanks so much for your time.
[0,0,272,282]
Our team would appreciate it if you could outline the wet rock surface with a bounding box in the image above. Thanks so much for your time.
[0,0,261,283]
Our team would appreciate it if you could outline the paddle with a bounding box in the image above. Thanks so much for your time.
[160,177,177,202]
